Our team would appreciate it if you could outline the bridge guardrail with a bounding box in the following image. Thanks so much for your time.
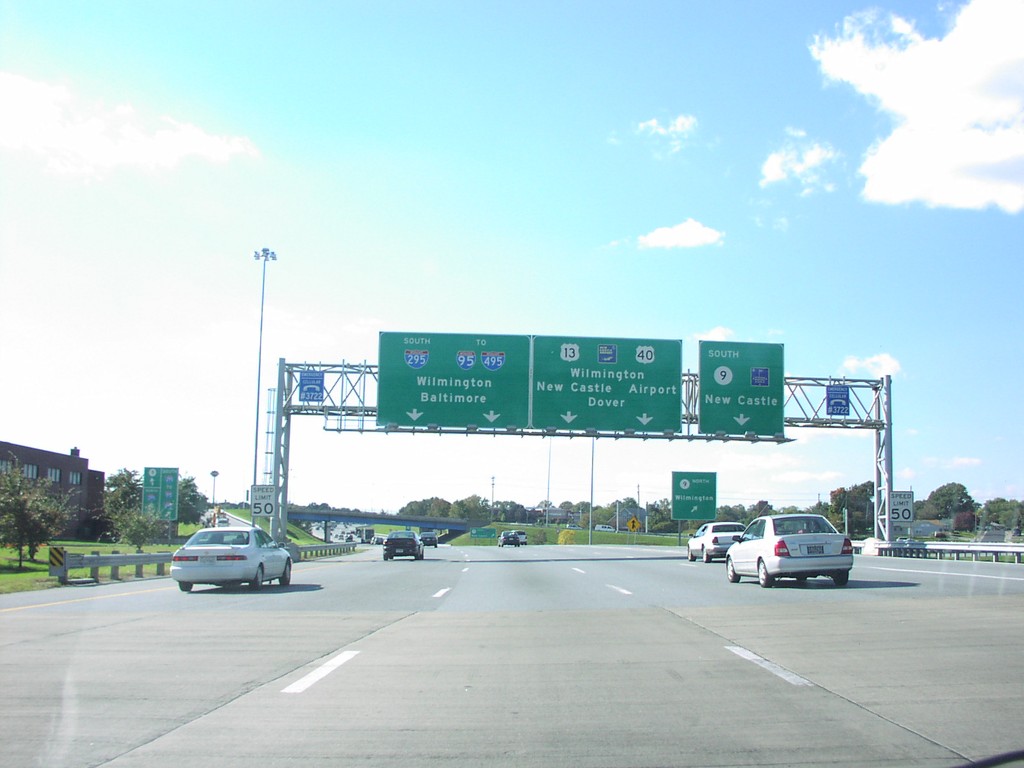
[857,540,1024,564]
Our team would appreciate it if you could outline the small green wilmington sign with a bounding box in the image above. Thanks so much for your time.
[671,471,717,521]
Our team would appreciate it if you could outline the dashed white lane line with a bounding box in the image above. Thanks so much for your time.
[726,646,813,687]
[572,567,586,574]
[433,587,451,598]
[606,584,633,595]
[282,650,360,694]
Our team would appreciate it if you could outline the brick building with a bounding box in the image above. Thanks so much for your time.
[0,441,106,538]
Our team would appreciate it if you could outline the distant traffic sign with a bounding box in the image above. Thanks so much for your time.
[531,336,682,432]
[299,370,324,403]
[143,467,179,521]
[377,332,530,429]
[826,384,850,416]
[698,341,784,437]
[671,472,717,520]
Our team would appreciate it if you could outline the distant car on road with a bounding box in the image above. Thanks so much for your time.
[594,524,615,532]
[512,530,528,545]
[420,531,438,547]
[499,530,520,547]
[687,522,746,562]
[171,526,292,593]
[383,530,424,561]
[726,514,853,588]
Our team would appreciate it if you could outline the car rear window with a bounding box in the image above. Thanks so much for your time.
[772,517,834,535]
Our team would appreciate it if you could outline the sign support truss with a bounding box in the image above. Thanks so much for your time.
[266,359,894,541]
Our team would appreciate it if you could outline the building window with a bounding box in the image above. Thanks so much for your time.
[23,464,39,479]
[70,471,83,485]
[0,459,10,473]
[47,467,62,483]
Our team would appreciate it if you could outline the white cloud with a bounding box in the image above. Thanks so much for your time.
[637,114,698,153]
[811,0,1024,213]
[841,353,902,377]
[760,128,839,194]
[0,72,259,176]
[691,326,734,343]
[638,218,724,249]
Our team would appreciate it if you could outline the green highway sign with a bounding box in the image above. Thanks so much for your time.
[377,332,530,429]
[142,467,179,521]
[698,341,784,437]
[531,336,682,432]
[671,471,717,520]
[471,527,497,538]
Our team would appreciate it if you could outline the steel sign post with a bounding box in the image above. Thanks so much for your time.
[698,341,784,437]
[377,332,530,429]
[532,336,682,432]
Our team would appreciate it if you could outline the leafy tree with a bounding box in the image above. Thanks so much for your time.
[103,469,164,549]
[954,510,978,532]
[0,461,71,567]
[176,475,206,525]
[451,495,487,520]
[922,483,976,521]
[981,498,1022,530]
[829,482,874,537]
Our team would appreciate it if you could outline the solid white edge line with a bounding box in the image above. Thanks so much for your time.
[726,646,813,687]
[282,650,360,694]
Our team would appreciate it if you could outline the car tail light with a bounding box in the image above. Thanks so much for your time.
[711,536,720,545]
[774,539,791,557]
[172,555,198,562]
[842,538,853,555]
[216,555,248,561]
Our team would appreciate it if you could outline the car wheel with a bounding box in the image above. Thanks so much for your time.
[832,570,850,587]
[279,559,292,586]
[702,547,712,563]
[687,547,696,562]
[249,564,264,591]
[178,581,193,593]
[757,559,774,588]
[726,557,740,583]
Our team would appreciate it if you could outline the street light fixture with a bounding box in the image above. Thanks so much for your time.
[210,470,219,508]
[252,248,277,489]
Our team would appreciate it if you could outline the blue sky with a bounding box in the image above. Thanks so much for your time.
[2,0,1023,513]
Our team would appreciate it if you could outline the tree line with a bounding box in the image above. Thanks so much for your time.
[3,455,1021,570]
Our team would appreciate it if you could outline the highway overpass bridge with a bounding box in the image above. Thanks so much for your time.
[287,508,487,536]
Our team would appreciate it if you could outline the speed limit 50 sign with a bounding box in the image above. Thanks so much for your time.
[889,491,914,522]
[251,485,276,517]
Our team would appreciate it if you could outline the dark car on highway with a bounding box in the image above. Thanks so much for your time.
[383,530,424,560]
[499,530,520,547]
[420,531,438,547]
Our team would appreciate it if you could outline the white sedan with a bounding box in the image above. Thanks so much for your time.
[171,526,292,592]
[687,521,746,562]
[725,514,853,588]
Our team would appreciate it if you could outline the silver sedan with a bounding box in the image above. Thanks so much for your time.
[726,514,853,588]
[171,526,292,592]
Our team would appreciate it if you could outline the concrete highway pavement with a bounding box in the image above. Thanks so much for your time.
[2,543,1023,767]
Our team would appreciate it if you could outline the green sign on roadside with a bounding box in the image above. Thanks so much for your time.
[471,528,497,538]
[532,336,682,432]
[378,332,530,429]
[671,472,717,520]
[698,341,784,437]
[143,467,179,521]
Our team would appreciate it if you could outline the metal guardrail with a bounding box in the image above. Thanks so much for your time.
[860,540,1024,564]
[51,541,361,585]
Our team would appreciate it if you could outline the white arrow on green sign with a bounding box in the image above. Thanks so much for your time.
[671,471,717,520]
[377,332,530,429]
[531,336,682,432]
[698,341,784,437]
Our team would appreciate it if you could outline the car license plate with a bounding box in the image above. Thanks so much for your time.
[807,544,824,555]
[200,555,216,563]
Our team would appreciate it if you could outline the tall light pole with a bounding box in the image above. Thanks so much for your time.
[210,470,219,507]
[253,248,276,489]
